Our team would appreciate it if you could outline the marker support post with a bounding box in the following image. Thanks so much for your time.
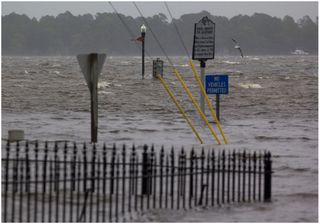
[216,94,220,121]
[200,60,206,114]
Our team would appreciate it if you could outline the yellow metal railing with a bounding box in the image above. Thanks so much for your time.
[158,75,204,144]
[189,59,228,144]
[173,68,221,145]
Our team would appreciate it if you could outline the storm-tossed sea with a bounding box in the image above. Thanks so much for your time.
[1,55,318,222]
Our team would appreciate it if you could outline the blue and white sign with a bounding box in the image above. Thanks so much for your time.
[205,74,229,94]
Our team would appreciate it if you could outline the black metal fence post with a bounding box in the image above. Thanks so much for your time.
[159,147,164,208]
[189,148,195,208]
[4,141,10,222]
[242,151,246,202]
[211,150,215,207]
[170,148,175,209]
[142,145,149,195]
[264,152,272,202]
[102,143,107,222]
[122,145,126,218]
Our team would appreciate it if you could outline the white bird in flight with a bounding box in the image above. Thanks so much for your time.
[232,38,244,58]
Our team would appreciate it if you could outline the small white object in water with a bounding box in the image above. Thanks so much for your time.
[98,81,111,89]
[223,61,240,65]
[24,70,28,74]
[239,83,262,89]
[99,91,114,95]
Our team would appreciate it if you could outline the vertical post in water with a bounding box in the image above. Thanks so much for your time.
[200,60,206,114]
[77,53,106,143]
[142,37,145,79]
[89,53,98,143]
[192,16,215,115]
[141,24,146,79]
[216,94,220,121]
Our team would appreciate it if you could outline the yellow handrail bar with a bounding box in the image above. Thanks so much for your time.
[189,59,229,144]
[173,68,221,145]
[158,76,204,144]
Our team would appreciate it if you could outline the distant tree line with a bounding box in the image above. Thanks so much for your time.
[2,10,318,56]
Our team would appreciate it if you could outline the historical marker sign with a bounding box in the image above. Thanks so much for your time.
[205,74,229,94]
[192,16,215,60]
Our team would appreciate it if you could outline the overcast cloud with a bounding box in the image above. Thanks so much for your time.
[2,1,318,22]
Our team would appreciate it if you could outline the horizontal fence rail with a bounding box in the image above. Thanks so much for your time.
[2,141,272,222]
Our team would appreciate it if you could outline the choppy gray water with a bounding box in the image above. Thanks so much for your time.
[1,55,318,222]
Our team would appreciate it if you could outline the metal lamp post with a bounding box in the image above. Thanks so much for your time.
[141,24,146,79]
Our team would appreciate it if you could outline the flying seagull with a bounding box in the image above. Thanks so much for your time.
[232,38,244,58]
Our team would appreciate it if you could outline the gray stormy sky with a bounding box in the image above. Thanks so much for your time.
[1,1,318,22]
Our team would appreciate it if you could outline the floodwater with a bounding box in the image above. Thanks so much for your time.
[1,55,318,222]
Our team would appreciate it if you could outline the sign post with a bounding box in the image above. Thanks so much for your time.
[192,16,215,114]
[77,53,106,143]
[205,74,229,121]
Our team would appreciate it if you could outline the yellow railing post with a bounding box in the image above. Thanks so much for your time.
[158,76,204,144]
[189,59,229,144]
[173,68,221,145]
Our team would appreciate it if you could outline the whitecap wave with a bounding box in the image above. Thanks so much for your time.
[223,61,240,65]
[238,83,262,89]
[98,81,111,89]
[99,90,114,95]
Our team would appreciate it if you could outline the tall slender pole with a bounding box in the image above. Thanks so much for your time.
[141,30,145,79]
[90,53,98,143]
[200,60,206,114]
[216,94,220,121]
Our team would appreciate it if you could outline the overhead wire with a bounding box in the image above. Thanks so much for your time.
[163,2,228,144]
[163,2,190,58]
[133,2,221,144]
[132,2,173,66]
[108,1,153,59]
[109,1,203,144]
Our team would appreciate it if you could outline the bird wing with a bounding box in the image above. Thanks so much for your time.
[238,47,244,58]
[232,38,237,44]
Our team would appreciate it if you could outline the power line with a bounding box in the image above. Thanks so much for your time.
[108,1,152,59]
[164,2,190,58]
[132,2,174,66]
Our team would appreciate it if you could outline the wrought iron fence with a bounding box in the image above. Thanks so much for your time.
[2,141,272,222]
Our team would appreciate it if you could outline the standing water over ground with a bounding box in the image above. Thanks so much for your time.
[2,55,318,222]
